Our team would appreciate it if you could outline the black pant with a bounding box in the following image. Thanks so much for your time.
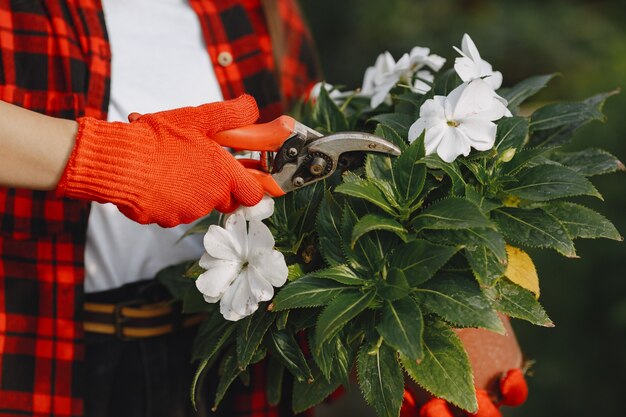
[84,280,212,417]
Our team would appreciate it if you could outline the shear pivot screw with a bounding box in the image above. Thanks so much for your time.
[292,177,305,187]
[287,148,298,158]
[310,157,327,175]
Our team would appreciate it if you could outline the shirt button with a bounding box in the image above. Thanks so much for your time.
[217,51,234,67]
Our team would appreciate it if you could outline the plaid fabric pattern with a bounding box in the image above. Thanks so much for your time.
[0,1,319,416]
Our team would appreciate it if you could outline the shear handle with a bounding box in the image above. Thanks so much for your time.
[238,158,286,197]
[212,115,296,151]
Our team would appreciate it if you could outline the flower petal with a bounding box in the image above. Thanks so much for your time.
[451,79,506,121]
[437,127,471,162]
[225,213,248,255]
[247,266,275,302]
[459,118,497,150]
[247,219,275,250]
[250,249,288,288]
[195,260,240,299]
[424,123,448,155]
[234,195,275,221]
[203,224,242,261]
[370,78,397,108]
[221,269,259,318]
[454,56,481,83]
[461,33,482,63]
[408,118,428,142]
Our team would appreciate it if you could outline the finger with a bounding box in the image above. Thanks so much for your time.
[232,171,264,207]
[199,95,260,136]
[245,169,284,197]
[128,112,143,122]
[499,369,528,407]
[419,398,454,417]
[472,390,502,417]
[214,193,239,213]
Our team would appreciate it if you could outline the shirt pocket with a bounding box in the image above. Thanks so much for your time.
[0,87,90,240]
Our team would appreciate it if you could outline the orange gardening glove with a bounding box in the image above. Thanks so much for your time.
[56,95,264,227]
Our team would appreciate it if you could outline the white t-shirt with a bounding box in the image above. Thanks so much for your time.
[85,0,224,293]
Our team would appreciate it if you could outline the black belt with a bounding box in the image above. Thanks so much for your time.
[83,279,204,340]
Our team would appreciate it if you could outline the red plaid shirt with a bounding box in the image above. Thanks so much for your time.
[0,1,318,416]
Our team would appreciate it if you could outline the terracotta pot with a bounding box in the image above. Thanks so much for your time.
[454,315,523,392]
[408,314,523,406]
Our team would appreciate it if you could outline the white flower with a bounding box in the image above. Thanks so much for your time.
[361,51,398,108]
[409,46,446,72]
[360,48,446,108]
[231,195,275,221]
[309,82,352,103]
[408,79,510,162]
[454,33,503,90]
[196,213,287,321]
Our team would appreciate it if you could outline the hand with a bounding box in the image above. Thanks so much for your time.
[402,316,528,417]
[55,95,264,227]
[402,369,528,417]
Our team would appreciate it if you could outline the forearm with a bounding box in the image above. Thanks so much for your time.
[0,100,78,190]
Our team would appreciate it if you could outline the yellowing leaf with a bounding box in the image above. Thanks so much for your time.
[504,245,540,298]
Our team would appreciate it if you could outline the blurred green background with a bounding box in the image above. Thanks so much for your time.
[300,0,626,415]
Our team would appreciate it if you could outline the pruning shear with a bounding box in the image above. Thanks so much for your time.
[212,116,402,196]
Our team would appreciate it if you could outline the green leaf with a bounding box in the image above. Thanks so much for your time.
[292,364,343,414]
[369,113,413,139]
[541,202,622,241]
[412,197,493,232]
[421,155,465,195]
[401,321,477,412]
[191,357,211,409]
[493,208,576,257]
[266,356,285,406]
[179,210,221,239]
[433,68,462,96]
[528,91,617,147]
[310,334,336,382]
[315,290,376,347]
[378,268,410,301]
[465,246,507,287]
[374,123,408,151]
[341,205,387,273]
[287,263,305,281]
[336,179,397,215]
[309,264,365,285]
[366,153,394,181]
[357,342,405,417]
[333,336,355,387]
[392,135,426,205]
[272,276,348,311]
[314,83,350,132]
[352,214,408,247]
[377,297,424,361]
[498,74,558,110]
[415,274,504,333]
[181,285,215,313]
[422,228,507,262]
[213,351,243,410]
[192,320,235,361]
[267,329,313,383]
[487,278,554,327]
[317,191,346,266]
[389,239,459,286]
[551,148,625,177]
[494,116,529,152]
[465,185,502,213]
[236,307,275,368]
[155,262,194,299]
[503,164,602,201]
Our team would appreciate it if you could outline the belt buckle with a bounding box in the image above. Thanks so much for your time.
[113,298,146,341]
